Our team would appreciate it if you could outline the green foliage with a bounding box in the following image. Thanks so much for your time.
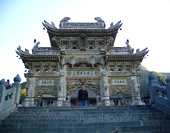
[154,72,167,84]
[139,65,168,95]
[20,82,26,89]
[139,65,150,95]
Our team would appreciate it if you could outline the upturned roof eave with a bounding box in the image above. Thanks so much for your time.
[46,27,120,36]
[106,51,148,62]
[16,51,60,62]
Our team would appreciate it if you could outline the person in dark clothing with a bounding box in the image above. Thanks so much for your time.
[78,84,88,106]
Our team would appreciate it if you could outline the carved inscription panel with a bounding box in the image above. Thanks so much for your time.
[67,71,100,77]
[76,71,91,76]
[39,80,54,86]
[112,79,126,85]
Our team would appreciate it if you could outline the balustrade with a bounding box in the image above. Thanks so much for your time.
[0,75,21,119]
[148,72,170,114]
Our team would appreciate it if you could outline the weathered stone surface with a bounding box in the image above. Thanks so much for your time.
[16,18,148,106]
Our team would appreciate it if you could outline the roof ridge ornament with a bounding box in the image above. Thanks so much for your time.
[94,17,106,28]
[108,20,122,30]
[42,20,57,30]
[59,17,106,29]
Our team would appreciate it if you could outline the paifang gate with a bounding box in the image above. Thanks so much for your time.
[16,17,148,106]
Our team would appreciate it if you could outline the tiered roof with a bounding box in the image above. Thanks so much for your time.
[16,17,148,66]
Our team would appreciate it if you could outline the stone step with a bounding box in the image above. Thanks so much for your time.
[2,118,170,126]
[10,111,167,116]
[0,126,170,133]
[5,116,168,123]
[1,120,170,128]
[4,115,169,122]
[1,105,169,133]
[17,105,156,110]
[17,106,158,111]
[16,108,162,113]
[5,112,169,119]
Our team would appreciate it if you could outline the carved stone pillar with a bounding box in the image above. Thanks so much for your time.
[57,66,67,106]
[24,72,35,107]
[100,69,110,106]
[131,76,143,105]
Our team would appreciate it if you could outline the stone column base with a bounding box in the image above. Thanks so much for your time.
[23,98,35,107]
[132,97,145,105]
[101,96,110,106]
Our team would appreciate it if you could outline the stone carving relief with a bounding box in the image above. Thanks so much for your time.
[109,86,131,96]
[100,71,110,97]
[103,82,109,96]
[104,36,114,52]
[94,17,106,28]
[52,36,61,49]
[58,81,64,97]
[66,79,100,96]
[86,80,100,95]
[32,62,59,74]
[65,55,105,69]
[51,36,108,51]
[125,39,134,54]
[51,36,109,51]
[67,80,80,95]
[58,72,65,98]
[131,79,140,99]
[79,33,87,50]
[34,87,57,97]
[131,61,140,74]
[108,62,138,73]
[32,41,40,54]
[59,17,70,28]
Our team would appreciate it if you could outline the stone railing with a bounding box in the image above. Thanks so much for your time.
[20,96,71,107]
[148,72,170,114]
[97,96,150,106]
[0,75,21,119]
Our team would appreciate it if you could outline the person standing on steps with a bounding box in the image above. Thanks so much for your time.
[78,84,88,106]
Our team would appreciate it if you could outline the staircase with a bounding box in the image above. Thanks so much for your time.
[0,105,170,133]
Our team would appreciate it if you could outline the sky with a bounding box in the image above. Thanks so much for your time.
[0,0,170,83]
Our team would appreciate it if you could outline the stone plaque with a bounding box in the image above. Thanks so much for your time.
[39,80,54,86]
[112,79,126,85]
[76,71,91,76]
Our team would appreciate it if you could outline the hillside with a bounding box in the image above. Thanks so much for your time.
[161,73,170,77]
[139,65,150,94]
[139,65,168,95]
[20,82,26,89]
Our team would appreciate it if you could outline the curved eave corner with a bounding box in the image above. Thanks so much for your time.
[16,51,60,63]
[106,49,149,62]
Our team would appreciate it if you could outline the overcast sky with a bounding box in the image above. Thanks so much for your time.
[0,0,170,82]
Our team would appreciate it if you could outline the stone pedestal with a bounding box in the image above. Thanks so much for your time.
[131,97,145,105]
[23,97,35,107]
[57,98,65,106]
[101,97,110,106]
